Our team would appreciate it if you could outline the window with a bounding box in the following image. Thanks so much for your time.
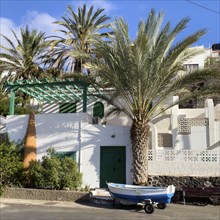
[59,102,77,113]
[93,102,104,118]
[184,64,199,72]
[55,151,76,160]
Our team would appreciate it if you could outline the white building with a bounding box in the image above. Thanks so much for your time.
[1,45,220,188]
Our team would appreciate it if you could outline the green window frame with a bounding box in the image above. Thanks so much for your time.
[59,102,77,113]
[55,151,76,160]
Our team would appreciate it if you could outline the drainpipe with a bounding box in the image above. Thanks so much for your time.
[9,89,15,115]
[78,120,82,172]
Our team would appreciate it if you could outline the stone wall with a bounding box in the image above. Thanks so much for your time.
[148,176,220,189]
[2,187,90,202]
[148,175,220,204]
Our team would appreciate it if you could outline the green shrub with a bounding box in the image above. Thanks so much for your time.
[60,157,82,190]
[0,140,23,195]
[26,148,82,190]
[26,160,46,189]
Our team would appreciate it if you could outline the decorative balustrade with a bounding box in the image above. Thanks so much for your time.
[178,118,208,134]
[148,150,220,163]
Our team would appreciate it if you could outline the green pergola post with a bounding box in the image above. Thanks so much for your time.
[82,85,88,113]
[9,89,15,115]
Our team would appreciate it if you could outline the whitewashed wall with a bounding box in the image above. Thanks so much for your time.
[0,116,6,134]
[36,113,132,187]
[41,97,132,126]
[6,115,29,143]
[214,121,220,144]
[214,104,220,121]
[35,113,89,159]
[6,113,132,188]
[178,109,205,118]
[80,123,132,187]
[148,161,220,177]
[177,126,208,150]
[5,111,220,187]
[182,47,211,69]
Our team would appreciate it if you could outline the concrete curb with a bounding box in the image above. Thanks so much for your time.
[0,198,98,209]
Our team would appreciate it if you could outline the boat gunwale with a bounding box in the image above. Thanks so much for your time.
[107,183,169,192]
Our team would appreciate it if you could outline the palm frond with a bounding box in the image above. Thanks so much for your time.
[87,10,219,123]
[45,4,111,74]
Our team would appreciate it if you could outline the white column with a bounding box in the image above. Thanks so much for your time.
[171,96,179,149]
[149,122,158,150]
[205,99,215,147]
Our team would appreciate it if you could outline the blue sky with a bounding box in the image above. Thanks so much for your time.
[0,0,219,48]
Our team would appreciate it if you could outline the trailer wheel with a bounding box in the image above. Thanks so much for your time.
[144,204,154,214]
[157,202,167,209]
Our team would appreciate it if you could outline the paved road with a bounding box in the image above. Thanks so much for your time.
[1,202,220,220]
[0,204,220,220]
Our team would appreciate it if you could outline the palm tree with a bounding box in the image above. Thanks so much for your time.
[0,26,49,82]
[45,4,111,75]
[87,10,220,185]
[0,26,52,108]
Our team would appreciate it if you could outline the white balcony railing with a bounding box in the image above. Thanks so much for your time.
[148,150,220,176]
[148,150,220,163]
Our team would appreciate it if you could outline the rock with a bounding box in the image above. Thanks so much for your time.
[204,181,212,187]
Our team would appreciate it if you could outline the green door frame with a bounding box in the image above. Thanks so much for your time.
[100,146,126,188]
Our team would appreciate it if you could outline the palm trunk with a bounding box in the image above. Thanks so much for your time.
[74,59,82,73]
[21,93,29,108]
[23,112,37,169]
[130,119,150,185]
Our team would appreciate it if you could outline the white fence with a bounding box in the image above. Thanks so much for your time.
[148,150,220,163]
[148,150,220,177]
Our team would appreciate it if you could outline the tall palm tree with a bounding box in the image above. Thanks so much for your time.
[0,26,52,108]
[45,4,111,74]
[0,26,49,82]
[87,10,220,185]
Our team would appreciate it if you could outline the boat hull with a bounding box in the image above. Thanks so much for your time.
[107,183,175,204]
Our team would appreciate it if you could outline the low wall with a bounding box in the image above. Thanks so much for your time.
[148,175,220,203]
[2,187,90,202]
[148,175,220,190]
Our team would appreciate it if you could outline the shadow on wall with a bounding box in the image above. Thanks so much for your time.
[6,113,131,187]
[80,123,131,187]
[35,114,84,156]
[6,115,29,144]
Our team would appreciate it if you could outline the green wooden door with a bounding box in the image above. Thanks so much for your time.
[100,146,126,188]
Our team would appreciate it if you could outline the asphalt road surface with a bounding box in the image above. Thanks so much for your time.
[1,203,220,220]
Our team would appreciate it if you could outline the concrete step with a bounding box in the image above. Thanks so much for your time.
[89,189,114,205]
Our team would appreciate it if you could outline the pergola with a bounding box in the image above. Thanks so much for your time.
[5,78,100,115]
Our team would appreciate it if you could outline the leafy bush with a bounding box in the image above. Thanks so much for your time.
[26,148,82,190]
[60,157,82,190]
[0,139,23,195]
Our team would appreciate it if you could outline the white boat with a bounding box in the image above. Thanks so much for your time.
[107,182,175,204]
